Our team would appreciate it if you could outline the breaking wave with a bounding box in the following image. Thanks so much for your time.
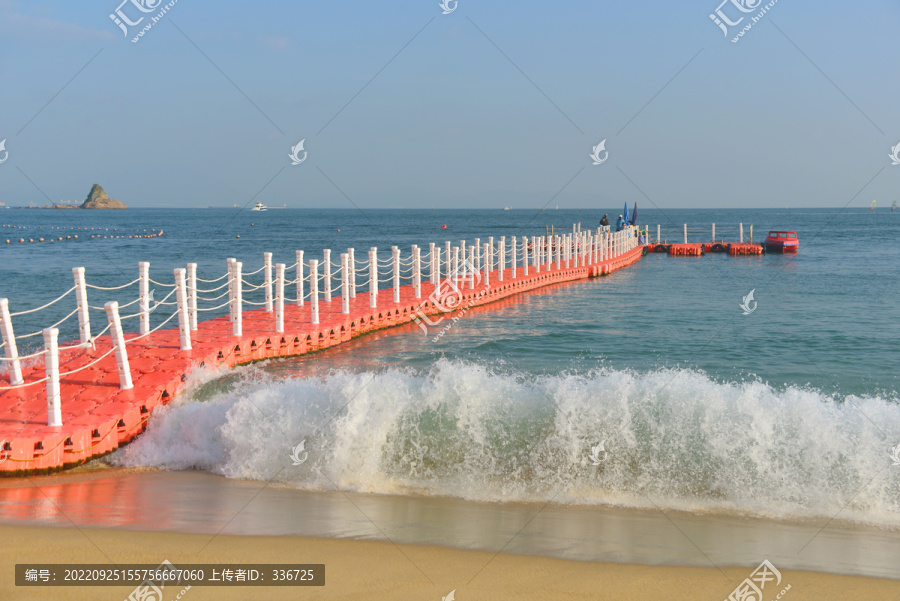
[112,359,900,527]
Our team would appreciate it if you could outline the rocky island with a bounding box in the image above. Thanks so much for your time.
[25,184,127,209]
[80,184,126,209]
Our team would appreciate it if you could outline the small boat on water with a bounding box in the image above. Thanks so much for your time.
[764,230,799,253]
[251,201,268,211]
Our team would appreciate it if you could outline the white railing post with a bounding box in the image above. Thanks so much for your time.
[483,243,490,287]
[72,267,91,346]
[413,245,422,299]
[392,246,400,304]
[574,233,580,268]
[233,262,243,337]
[369,248,378,308]
[323,249,332,302]
[740,223,744,243]
[474,238,481,271]
[0,299,23,385]
[275,263,285,333]
[429,243,437,287]
[523,237,529,276]
[174,268,191,351]
[349,248,357,298]
[187,263,198,331]
[139,261,150,335]
[511,236,517,279]
[712,223,716,242]
[534,238,541,273]
[296,250,305,306]
[264,252,273,312]
[452,247,460,286]
[468,245,476,289]
[443,241,451,283]
[104,301,133,390]
[555,235,561,269]
[226,258,236,323]
[488,237,494,274]
[43,328,62,427]
[341,254,350,315]
[683,224,687,244]
[310,259,320,324]
[499,237,505,281]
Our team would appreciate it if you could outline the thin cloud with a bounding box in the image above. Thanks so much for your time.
[0,2,116,44]
[260,35,291,52]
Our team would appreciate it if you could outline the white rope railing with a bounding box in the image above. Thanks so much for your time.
[85,278,140,291]
[8,286,77,317]
[196,290,230,302]
[123,309,179,343]
[243,264,266,276]
[57,346,116,377]
[193,280,230,294]
[147,278,176,287]
[0,345,47,361]
[0,375,48,390]
[14,307,79,340]
[196,272,229,283]
[195,300,232,312]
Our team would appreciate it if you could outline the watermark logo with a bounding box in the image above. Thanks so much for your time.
[110,0,179,44]
[740,289,757,315]
[0,139,8,165]
[890,444,900,466]
[710,0,778,43]
[724,560,788,601]
[439,0,457,15]
[442,590,456,601]
[290,440,308,465]
[589,440,608,465]
[147,289,160,314]
[289,139,307,165]
[889,143,900,166]
[125,559,186,601]
[413,259,480,337]
[589,139,608,165]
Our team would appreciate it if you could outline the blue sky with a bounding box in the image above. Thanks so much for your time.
[0,0,898,208]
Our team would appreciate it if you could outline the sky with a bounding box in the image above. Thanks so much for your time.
[0,0,899,209]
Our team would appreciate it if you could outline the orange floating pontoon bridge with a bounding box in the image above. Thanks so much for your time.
[0,225,644,474]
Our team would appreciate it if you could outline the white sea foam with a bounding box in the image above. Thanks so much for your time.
[112,359,900,527]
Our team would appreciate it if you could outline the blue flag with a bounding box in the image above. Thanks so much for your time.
[631,202,637,226]
[623,202,629,225]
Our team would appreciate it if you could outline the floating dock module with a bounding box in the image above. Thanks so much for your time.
[0,226,643,474]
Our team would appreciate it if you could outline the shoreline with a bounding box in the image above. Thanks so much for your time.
[3,524,898,600]
[1,468,898,581]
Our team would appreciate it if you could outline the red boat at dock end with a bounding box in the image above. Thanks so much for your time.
[764,230,799,253]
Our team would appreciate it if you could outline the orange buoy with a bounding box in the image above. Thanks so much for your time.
[441,224,448,229]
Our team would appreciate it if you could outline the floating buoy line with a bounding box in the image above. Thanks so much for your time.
[2,224,164,244]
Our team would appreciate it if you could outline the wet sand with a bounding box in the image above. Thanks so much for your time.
[2,468,899,587]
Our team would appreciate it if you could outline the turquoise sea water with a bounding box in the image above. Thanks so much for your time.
[2,208,899,527]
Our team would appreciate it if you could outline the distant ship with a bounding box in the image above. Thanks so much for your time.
[893,200,897,212]
[504,206,511,211]
[251,202,268,211]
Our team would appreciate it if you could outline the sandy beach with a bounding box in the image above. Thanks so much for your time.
[4,524,899,601]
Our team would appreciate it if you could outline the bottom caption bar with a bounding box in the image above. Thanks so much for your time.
[16,562,324,586]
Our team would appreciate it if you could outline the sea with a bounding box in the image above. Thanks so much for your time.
[1,207,899,576]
